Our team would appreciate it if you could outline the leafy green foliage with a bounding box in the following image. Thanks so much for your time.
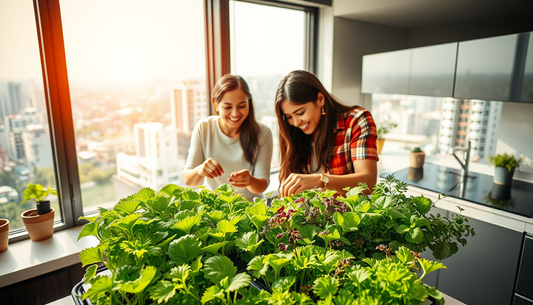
[376,121,398,140]
[489,152,524,171]
[22,183,57,204]
[76,177,472,305]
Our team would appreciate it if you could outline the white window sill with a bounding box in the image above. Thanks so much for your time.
[0,225,98,289]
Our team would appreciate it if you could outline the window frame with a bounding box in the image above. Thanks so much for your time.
[8,0,318,241]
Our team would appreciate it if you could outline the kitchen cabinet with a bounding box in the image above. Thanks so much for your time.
[362,31,533,103]
[409,43,457,97]
[516,235,533,299]
[454,34,518,101]
[514,294,533,305]
[453,31,533,103]
[362,49,411,95]
[436,213,523,305]
[520,34,533,102]
[362,43,457,97]
[420,207,448,289]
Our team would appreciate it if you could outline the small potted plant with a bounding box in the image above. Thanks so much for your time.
[20,183,57,242]
[410,146,425,168]
[0,218,8,253]
[489,153,524,185]
[376,121,397,155]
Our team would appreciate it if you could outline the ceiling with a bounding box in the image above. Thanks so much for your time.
[333,0,533,29]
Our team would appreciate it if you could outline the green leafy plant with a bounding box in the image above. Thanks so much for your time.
[265,175,474,261]
[412,147,423,153]
[489,153,524,172]
[76,176,472,305]
[376,121,397,140]
[22,183,57,204]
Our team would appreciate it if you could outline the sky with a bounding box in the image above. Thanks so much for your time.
[1,0,305,92]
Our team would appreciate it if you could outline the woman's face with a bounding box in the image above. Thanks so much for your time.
[214,88,250,133]
[280,92,324,135]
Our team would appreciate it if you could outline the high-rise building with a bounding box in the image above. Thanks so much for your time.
[4,108,42,161]
[22,124,53,168]
[7,82,22,116]
[170,80,208,133]
[438,99,502,157]
[116,122,182,192]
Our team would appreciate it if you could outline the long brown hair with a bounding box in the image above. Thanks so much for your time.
[275,70,356,182]
[212,74,260,166]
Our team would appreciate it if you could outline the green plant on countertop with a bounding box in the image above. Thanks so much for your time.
[376,121,397,140]
[489,153,524,172]
[412,147,423,153]
[22,183,57,205]
[75,176,472,305]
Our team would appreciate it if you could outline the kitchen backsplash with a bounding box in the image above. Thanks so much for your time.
[497,102,533,177]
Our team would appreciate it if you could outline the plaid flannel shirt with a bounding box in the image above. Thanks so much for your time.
[308,107,379,174]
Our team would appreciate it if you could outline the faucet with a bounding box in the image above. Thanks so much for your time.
[449,140,471,197]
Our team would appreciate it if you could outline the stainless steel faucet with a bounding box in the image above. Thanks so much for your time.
[449,140,471,197]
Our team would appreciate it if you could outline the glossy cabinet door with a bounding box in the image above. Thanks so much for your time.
[520,33,533,102]
[437,214,523,305]
[514,294,533,305]
[362,49,411,95]
[420,207,448,288]
[516,235,533,299]
[454,34,518,101]
[409,43,457,97]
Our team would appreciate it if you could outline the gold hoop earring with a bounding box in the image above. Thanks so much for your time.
[321,106,325,115]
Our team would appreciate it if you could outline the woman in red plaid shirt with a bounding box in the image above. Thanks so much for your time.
[275,70,379,197]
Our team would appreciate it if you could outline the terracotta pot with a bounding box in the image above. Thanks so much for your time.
[409,151,425,168]
[0,219,8,253]
[376,139,385,155]
[21,208,55,242]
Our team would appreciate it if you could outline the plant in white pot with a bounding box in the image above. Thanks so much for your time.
[21,183,57,241]
[489,153,524,185]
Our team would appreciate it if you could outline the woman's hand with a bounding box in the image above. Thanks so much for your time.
[197,158,224,179]
[280,173,322,197]
[228,169,252,188]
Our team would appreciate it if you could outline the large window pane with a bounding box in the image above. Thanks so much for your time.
[371,93,503,162]
[0,0,61,232]
[59,0,207,213]
[230,0,306,168]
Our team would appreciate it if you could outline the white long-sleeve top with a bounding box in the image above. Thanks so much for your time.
[184,116,273,201]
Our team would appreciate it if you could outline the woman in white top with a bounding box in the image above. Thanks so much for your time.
[183,75,273,201]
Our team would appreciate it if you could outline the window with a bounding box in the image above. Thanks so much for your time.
[0,0,61,233]
[371,95,503,158]
[229,0,311,168]
[60,0,207,213]
[2,0,316,241]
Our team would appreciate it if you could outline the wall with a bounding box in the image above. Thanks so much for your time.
[496,102,533,177]
[331,17,408,107]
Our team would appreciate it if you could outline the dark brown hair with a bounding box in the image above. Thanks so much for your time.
[212,74,260,166]
[275,70,356,182]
